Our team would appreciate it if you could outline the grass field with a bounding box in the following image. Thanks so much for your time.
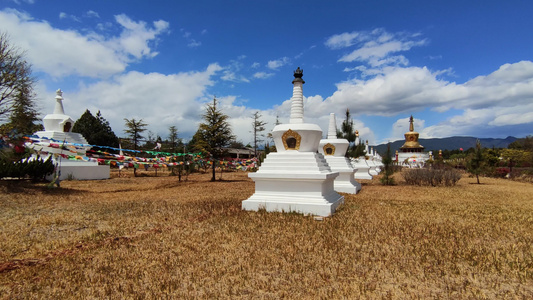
[1,170,532,298]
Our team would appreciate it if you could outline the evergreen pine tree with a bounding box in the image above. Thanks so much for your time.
[123,118,147,150]
[123,118,147,176]
[0,32,40,137]
[167,125,183,154]
[337,109,357,157]
[72,110,119,148]
[380,143,395,185]
[251,111,267,158]
[196,97,235,181]
[3,81,42,136]
[0,32,34,122]
[467,139,485,184]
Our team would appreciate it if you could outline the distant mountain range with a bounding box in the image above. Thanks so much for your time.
[374,136,518,155]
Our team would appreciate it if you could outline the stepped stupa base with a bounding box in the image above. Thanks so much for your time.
[334,172,361,193]
[242,176,344,217]
[351,157,373,180]
[242,152,344,216]
[324,157,361,194]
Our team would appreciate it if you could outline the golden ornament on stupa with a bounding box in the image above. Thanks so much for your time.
[400,115,424,151]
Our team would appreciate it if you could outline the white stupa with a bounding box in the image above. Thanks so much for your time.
[366,142,379,176]
[26,89,110,180]
[242,68,344,216]
[352,131,373,180]
[369,147,382,173]
[318,113,361,193]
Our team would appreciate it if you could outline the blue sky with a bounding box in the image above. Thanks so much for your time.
[1,0,532,146]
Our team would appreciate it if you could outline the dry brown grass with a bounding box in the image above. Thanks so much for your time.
[1,170,532,299]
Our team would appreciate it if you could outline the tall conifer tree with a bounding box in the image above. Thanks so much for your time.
[196,97,234,181]
[251,111,267,158]
[72,110,119,148]
[337,109,358,157]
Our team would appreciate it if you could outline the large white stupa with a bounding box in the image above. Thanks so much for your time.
[26,89,109,180]
[318,113,361,193]
[242,68,344,216]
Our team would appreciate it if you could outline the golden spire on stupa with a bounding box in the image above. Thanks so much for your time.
[400,115,424,150]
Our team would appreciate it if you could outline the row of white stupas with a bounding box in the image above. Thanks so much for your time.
[242,68,382,217]
[27,69,383,216]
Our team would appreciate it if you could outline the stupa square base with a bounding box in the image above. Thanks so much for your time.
[334,172,361,194]
[48,161,110,181]
[242,193,344,217]
[323,156,361,194]
[354,172,373,180]
[242,176,344,216]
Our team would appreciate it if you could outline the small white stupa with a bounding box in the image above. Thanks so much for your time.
[352,131,373,180]
[26,89,109,180]
[242,68,344,216]
[369,147,382,173]
[318,113,361,193]
[366,141,379,176]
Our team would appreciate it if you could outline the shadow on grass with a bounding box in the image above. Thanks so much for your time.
[0,180,83,195]
[215,179,250,183]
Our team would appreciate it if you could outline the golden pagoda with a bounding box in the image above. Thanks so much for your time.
[399,115,425,153]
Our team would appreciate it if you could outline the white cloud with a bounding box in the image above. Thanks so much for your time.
[59,12,80,22]
[325,31,360,49]
[325,66,448,116]
[180,28,203,48]
[86,10,100,18]
[11,0,35,4]
[221,71,249,83]
[187,39,201,48]
[420,108,497,139]
[220,57,251,82]
[326,28,427,68]
[489,110,533,126]
[55,64,223,141]
[267,57,290,70]
[253,72,274,79]
[251,62,260,68]
[0,9,169,78]
[420,102,533,140]
[339,38,426,65]
[316,60,533,140]
[111,14,169,59]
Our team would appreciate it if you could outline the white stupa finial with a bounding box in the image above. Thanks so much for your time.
[289,67,305,124]
[327,113,337,139]
[53,89,65,115]
[355,130,359,145]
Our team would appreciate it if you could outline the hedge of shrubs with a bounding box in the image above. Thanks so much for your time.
[0,156,55,181]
